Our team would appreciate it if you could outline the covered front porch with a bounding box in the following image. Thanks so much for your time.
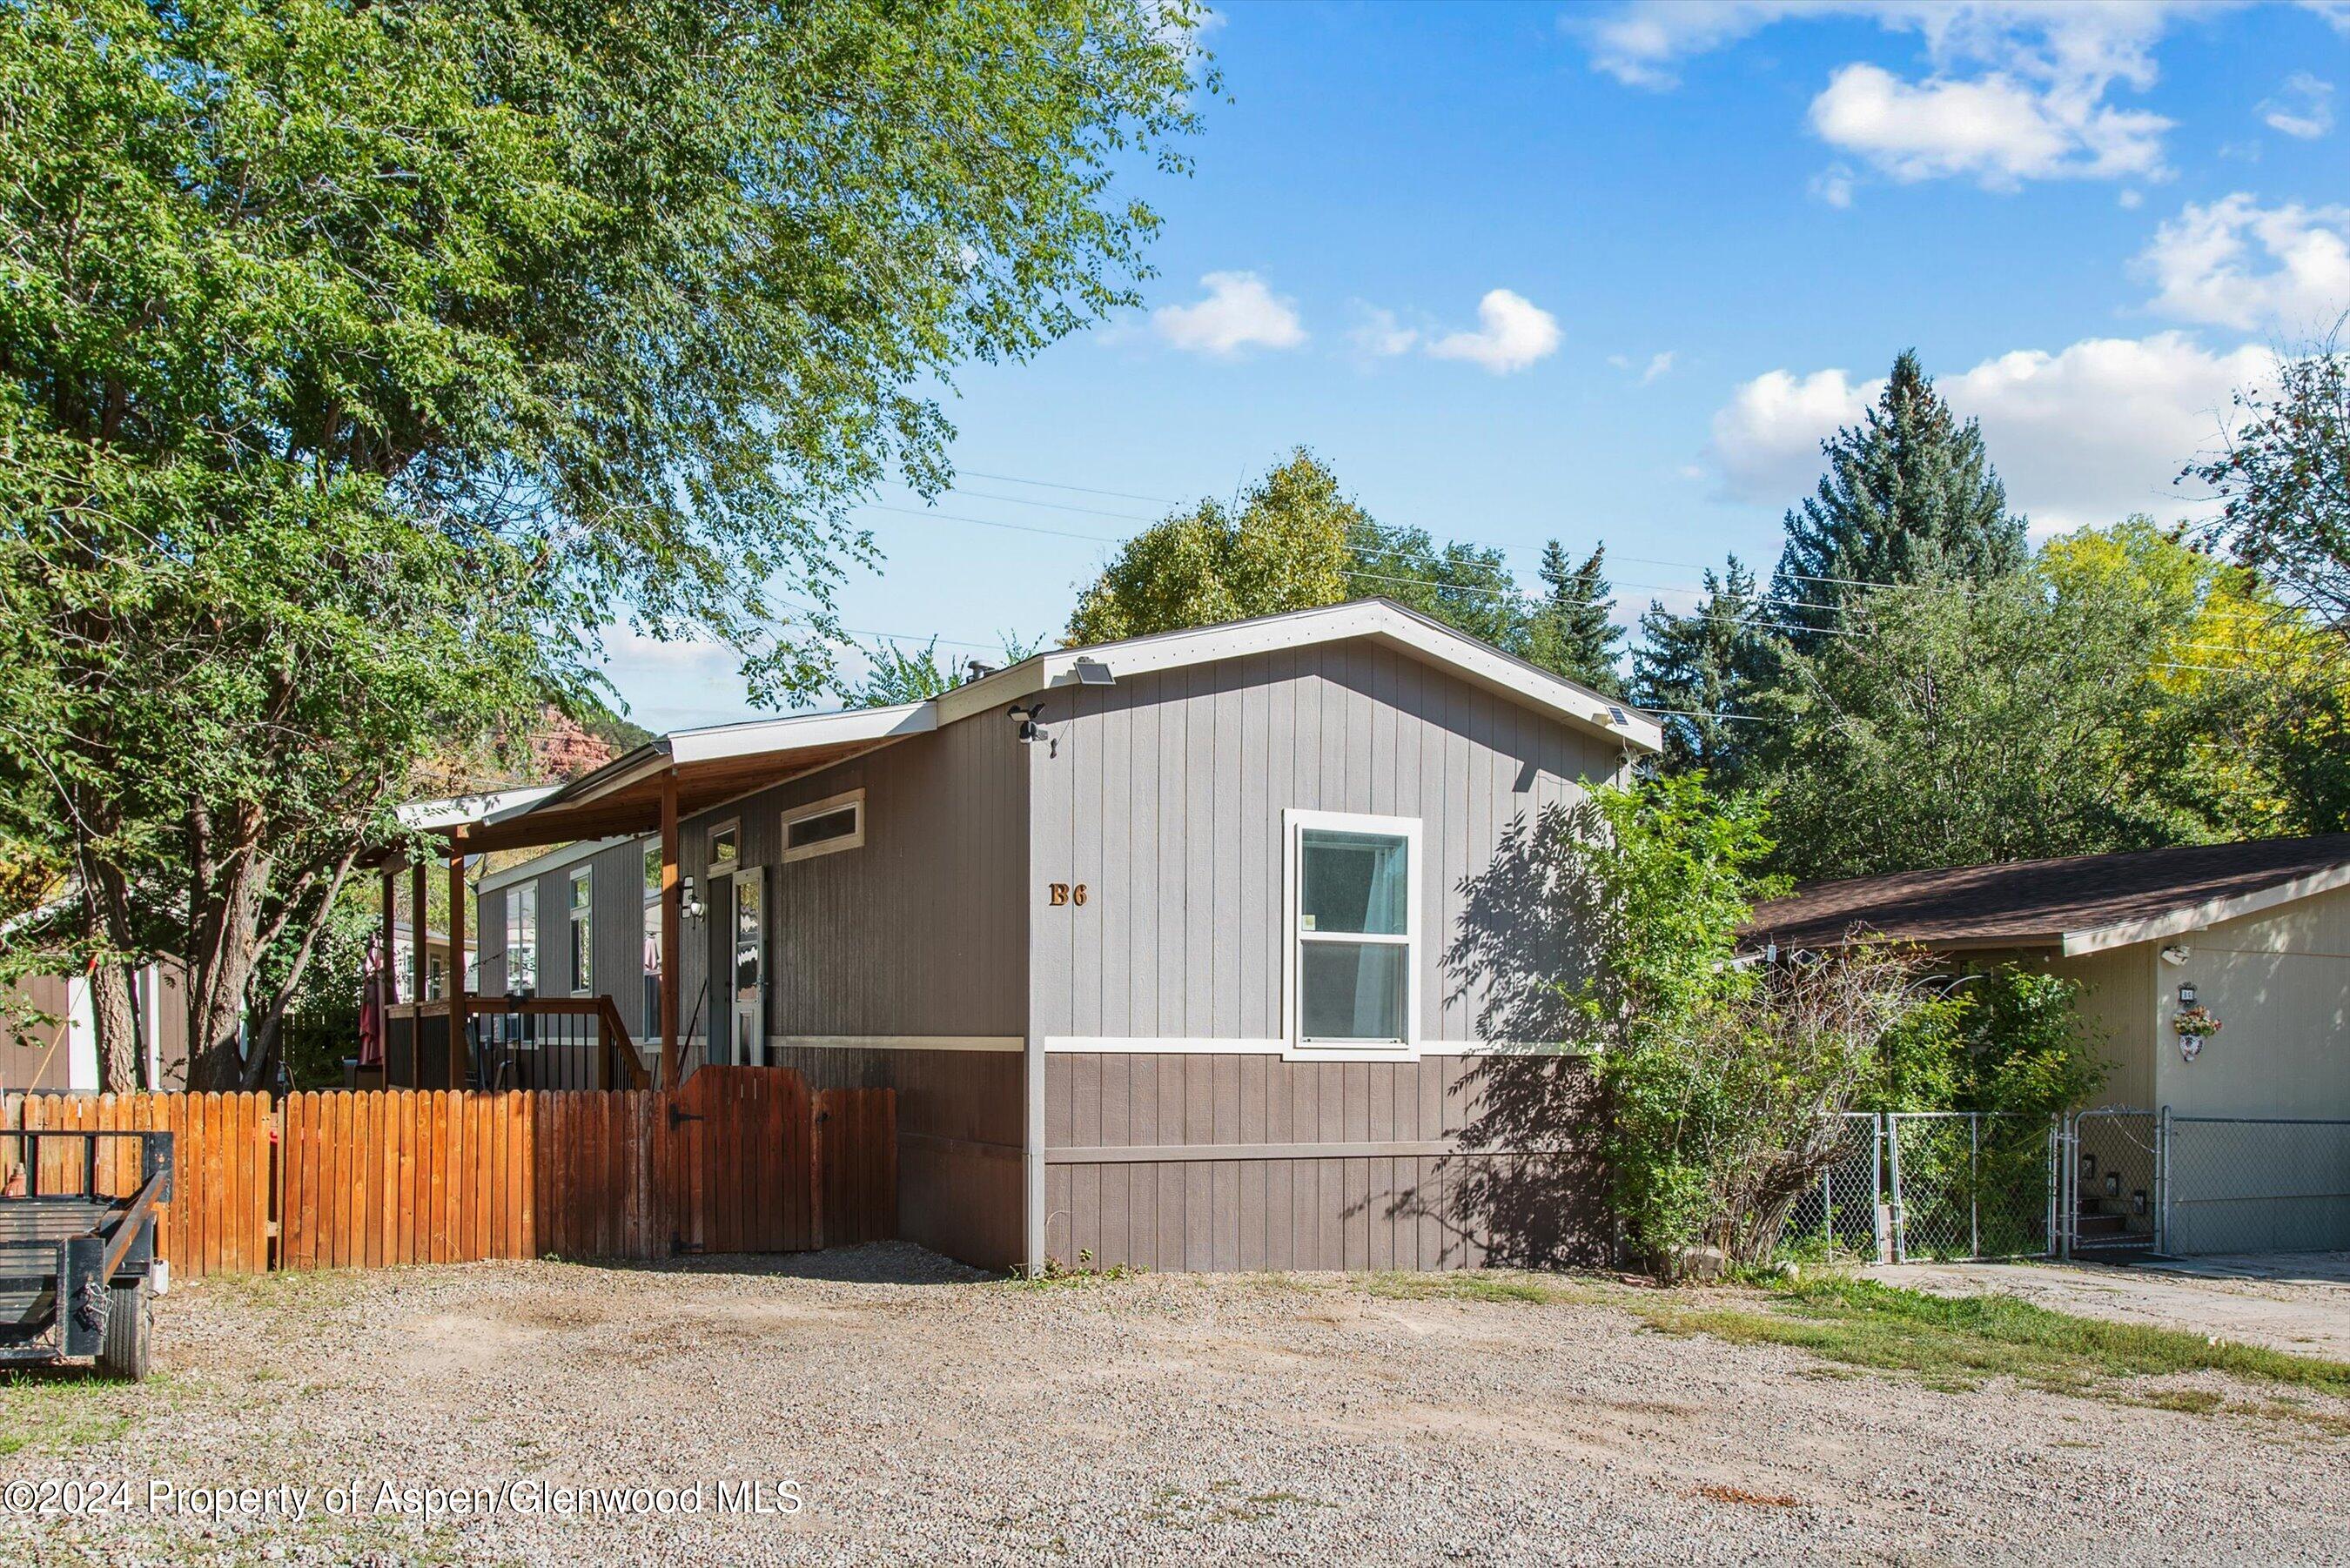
[364,705,936,1093]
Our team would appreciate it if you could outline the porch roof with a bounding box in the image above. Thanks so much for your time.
[446,702,935,853]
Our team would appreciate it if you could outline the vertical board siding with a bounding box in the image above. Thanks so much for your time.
[1024,640,1621,1272]
[1030,642,1623,1048]
[676,706,1027,1045]
[1040,1052,1604,1273]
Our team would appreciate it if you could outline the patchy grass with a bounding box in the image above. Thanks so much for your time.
[0,1369,166,1456]
[1360,1270,1596,1307]
[1637,1277,2350,1401]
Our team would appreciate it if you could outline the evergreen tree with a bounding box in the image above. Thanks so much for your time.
[1526,541,1625,694]
[1771,351,2027,648]
[1631,556,1776,786]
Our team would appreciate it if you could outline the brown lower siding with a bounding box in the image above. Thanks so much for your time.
[766,1045,1023,1271]
[1044,1052,1607,1274]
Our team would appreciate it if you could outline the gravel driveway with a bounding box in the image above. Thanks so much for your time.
[6,1244,2347,1565]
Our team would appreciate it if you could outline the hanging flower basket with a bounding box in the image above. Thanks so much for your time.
[2172,1004,2222,1039]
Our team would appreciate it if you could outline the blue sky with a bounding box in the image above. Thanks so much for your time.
[605,0,2350,732]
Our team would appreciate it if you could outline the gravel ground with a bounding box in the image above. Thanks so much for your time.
[5,1244,2347,1565]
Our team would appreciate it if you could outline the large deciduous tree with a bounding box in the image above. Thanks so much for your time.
[1771,351,2027,648]
[2186,328,2350,639]
[0,0,1206,1087]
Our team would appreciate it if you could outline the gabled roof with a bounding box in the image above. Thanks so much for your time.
[940,597,1663,751]
[414,598,1660,854]
[1747,834,2350,957]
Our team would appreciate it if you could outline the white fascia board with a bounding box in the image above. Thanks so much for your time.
[2058,861,2350,955]
[397,786,560,833]
[665,702,935,766]
[477,835,645,895]
[937,600,1663,752]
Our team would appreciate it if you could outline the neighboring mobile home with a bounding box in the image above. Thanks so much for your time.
[435,600,1662,1272]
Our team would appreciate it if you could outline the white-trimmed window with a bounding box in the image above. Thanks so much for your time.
[507,884,538,995]
[1285,810,1420,1053]
[708,821,740,874]
[781,789,864,863]
[567,866,593,995]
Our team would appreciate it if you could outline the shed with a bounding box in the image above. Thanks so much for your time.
[433,599,1661,1272]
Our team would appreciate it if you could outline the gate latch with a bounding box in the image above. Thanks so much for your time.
[668,1105,704,1129]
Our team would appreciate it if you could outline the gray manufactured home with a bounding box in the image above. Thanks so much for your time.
[454,600,1661,1272]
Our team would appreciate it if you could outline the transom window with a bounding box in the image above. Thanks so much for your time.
[1286,811,1420,1052]
[708,822,739,873]
[781,790,864,863]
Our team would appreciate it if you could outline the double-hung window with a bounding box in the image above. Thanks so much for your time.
[567,866,593,995]
[1286,811,1420,1053]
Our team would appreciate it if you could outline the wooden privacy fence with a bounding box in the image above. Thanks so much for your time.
[282,1069,895,1268]
[4,1069,893,1277]
[2,1091,273,1280]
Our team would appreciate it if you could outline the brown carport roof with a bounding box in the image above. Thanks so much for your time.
[1747,834,2350,957]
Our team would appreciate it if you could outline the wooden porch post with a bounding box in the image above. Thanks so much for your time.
[447,833,468,1089]
[380,861,401,1087]
[409,856,429,1084]
[659,767,682,1089]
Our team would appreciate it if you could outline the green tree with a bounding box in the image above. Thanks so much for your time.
[1631,556,1777,785]
[1771,352,2028,648]
[1552,776,1940,1276]
[0,0,1206,1087]
[1752,561,2246,881]
[830,633,1046,708]
[1345,520,1530,651]
[1066,452,1355,644]
[1523,542,1625,694]
[2186,327,2350,639]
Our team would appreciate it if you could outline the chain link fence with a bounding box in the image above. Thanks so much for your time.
[1779,1112,1882,1261]
[1887,1112,2051,1262]
[1776,1108,2347,1264]
[2163,1116,2350,1256]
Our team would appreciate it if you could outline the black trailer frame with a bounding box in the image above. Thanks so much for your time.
[0,1129,173,1378]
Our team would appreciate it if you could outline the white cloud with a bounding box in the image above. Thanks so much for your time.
[2305,1,2350,36]
[1346,305,1419,358]
[2138,194,2350,332]
[2118,187,2145,209]
[1425,289,1561,374]
[1151,271,1306,357]
[1576,2,2191,189]
[1809,164,1857,207]
[1809,61,2169,187]
[1709,333,2275,533]
[2259,72,2335,139]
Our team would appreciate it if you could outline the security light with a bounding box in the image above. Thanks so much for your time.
[1009,703,1045,744]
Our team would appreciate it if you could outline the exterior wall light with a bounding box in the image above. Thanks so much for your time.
[681,875,706,925]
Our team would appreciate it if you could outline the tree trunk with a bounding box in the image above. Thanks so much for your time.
[185,806,268,1093]
[90,962,140,1093]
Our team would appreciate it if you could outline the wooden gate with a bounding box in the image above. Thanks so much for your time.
[668,1067,815,1256]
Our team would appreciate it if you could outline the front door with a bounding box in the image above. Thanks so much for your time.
[728,865,767,1066]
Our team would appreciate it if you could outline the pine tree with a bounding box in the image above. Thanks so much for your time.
[1526,541,1625,695]
[1771,351,2027,649]
[1631,555,1776,785]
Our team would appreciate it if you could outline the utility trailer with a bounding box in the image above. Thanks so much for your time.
[0,1129,171,1380]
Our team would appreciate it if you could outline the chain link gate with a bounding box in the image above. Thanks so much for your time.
[2058,1109,2162,1259]
[1884,1112,2054,1262]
